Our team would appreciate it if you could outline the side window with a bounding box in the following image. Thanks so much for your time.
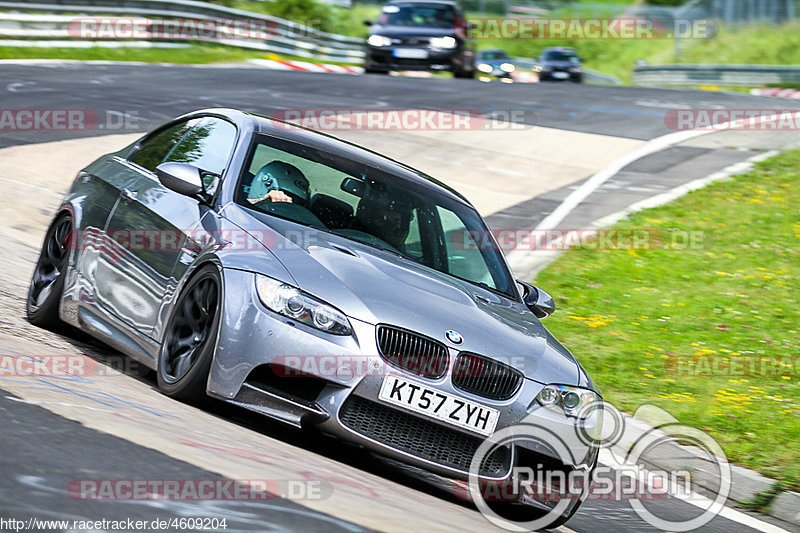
[129,120,195,172]
[163,118,237,176]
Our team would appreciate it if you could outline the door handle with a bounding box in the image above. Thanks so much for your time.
[121,188,138,202]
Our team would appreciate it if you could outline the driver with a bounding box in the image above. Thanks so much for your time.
[247,161,309,205]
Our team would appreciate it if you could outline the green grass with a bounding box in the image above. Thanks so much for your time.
[535,150,800,487]
[210,0,379,37]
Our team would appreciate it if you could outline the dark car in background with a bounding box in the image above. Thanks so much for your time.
[536,47,583,82]
[364,0,475,77]
[475,49,515,81]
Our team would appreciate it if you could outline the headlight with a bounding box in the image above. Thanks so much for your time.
[569,66,582,72]
[367,34,391,47]
[430,36,457,49]
[477,63,493,73]
[500,62,515,73]
[535,384,598,417]
[255,275,352,336]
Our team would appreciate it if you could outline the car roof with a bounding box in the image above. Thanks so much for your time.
[180,108,473,208]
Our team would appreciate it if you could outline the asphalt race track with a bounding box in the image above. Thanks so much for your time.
[1,62,799,533]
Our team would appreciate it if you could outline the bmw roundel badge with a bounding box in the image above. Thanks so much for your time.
[445,330,463,345]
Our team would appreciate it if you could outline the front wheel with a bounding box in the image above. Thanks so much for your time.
[454,66,475,78]
[157,264,222,402]
[27,214,73,329]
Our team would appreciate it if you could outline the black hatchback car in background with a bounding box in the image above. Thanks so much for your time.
[537,46,583,82]
[364,0,475,77]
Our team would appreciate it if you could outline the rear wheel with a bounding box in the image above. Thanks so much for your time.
[157,265,222,402]
[27,214,73,329]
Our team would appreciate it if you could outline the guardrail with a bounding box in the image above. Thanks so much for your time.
[633,64,800,86]
[0,0,365,62]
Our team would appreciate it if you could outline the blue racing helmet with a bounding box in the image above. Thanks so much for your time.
[248,161,309,205]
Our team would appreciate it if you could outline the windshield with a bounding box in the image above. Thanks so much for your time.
[379,4,455,28]
[478,50,509,60]
[237,134,515,297]
[542,50,579,62]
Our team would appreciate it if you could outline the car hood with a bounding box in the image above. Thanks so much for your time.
[370,25,456,38]
[231,209,581,385]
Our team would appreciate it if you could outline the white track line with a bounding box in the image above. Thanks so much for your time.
[598,449,792,533]
[508,149,780,278]
[506,110,797,273]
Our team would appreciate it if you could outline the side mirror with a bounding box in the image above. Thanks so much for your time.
[363,19,373,26]
[156,162,204,197]
[517,280,556,318]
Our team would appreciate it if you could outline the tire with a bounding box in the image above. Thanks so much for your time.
[364,63,388,74]
[157,264,222,402]
[27,214,73,329]
[454,65,476,78]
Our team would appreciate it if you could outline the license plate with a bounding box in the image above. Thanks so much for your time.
[393,48,428,59]
[552,71,569,79]
[378,375,499,436]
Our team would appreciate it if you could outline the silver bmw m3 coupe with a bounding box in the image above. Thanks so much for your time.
[27,108,600,526]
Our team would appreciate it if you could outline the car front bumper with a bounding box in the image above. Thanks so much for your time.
[365,46,463,72]
[540,70,583,81]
